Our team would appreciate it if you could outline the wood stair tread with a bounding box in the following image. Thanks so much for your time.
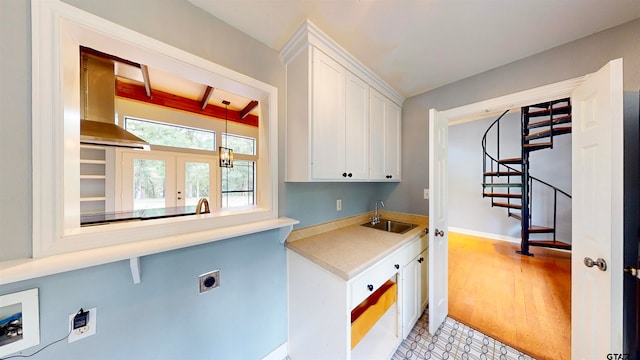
[492,202,522,209]
[524,142,552,151]
[527,105,572,118]
[509,213,522,220]
[529,225,555,233]
[498,157,522,164]
[483,171,523,176]
[483,192,522,198]
[525,126,572,141]
[529,240,571,250]
[527,115,572,129]
[483,183,523,187]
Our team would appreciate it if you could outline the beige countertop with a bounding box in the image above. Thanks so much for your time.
[286,211,428,280]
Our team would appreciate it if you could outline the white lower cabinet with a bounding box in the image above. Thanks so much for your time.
[287,234,428,359]
[401,246,428,339]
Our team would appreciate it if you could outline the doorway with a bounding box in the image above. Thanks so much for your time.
[428,59,627,358]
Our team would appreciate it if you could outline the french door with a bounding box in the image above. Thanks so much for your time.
[119,151,217,212]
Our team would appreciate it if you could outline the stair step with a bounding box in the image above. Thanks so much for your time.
[527,105,572,118]
[483,171,523,176]
[483,192,522,199]
[509,213,522,220]
[529,225,555,233]
[527,115,572,129]
[483,183,523,188]
[529,240,571,250]
[492,202,522,209]
[498,157,522,165]
[524,142,552,152]
[525,126,572,141]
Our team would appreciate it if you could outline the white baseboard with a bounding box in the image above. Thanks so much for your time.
[448,227,521,244]
[262,342,288,360]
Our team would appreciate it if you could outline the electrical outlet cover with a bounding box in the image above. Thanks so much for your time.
[68,308,96,343]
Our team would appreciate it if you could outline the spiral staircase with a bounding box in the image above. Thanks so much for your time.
[482,98,572,256]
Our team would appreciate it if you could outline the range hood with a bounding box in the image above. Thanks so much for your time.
[80,50,150,150]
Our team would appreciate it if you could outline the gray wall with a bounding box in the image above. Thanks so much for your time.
[449,111,571,243]
[392,18,640,216]
[0,0,392,358]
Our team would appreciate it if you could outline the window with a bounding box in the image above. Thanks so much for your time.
[222,133,256,155]
[32,2,278,257]
[125,117,215,151]
[222,160,255,208]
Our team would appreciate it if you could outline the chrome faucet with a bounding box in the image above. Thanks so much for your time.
[196,198,210,214]
[371,200,384,225]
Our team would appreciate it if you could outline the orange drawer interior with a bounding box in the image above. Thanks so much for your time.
[350,280,397,349]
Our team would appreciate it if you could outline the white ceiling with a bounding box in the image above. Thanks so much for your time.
[188,0,640,98]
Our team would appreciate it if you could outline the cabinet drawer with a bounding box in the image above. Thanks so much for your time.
[349,251,403,309]
[401,233,428,266]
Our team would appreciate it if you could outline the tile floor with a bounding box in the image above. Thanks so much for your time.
[393,309,535,360]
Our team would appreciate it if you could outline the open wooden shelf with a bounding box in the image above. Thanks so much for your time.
[351,280,397,349]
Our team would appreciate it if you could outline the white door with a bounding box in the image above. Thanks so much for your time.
[369,88,387,180]
[384,100,401,180]
[428,108,449,334]
[571,58,624,358]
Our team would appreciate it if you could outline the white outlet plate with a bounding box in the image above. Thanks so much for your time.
[68,308,96,343]
[336,199,342,211]
[423,189,429,199]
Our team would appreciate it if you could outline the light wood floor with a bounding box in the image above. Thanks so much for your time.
[448,232,571,360]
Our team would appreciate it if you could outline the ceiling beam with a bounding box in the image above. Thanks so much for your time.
[140,64,152,98]
[200,86,215,110]
[240,100,259,119]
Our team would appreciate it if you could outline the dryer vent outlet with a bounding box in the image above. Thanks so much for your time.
[199,270,220,293]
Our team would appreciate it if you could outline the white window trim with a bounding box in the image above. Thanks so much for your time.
[30,0,285,259]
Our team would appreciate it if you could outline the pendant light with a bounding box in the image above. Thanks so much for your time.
[219,100,234,168]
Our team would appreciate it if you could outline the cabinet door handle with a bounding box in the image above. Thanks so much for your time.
[418,257,424,263]
[394,264,400,269]
[342,172,347,178]
[348,173,353,178]
[367,284,374,291]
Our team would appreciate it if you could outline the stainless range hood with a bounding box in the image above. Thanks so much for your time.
[80,50,150,150]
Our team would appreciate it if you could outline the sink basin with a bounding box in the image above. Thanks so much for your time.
[361,219,417,234]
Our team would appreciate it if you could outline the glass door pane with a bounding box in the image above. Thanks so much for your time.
[184,161,210,206]
[133,159,167,210]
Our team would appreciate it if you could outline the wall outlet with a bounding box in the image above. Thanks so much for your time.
[68,308,96,343]
[336,199,342,211]
[199,270,220,294]
[423,189,429,199]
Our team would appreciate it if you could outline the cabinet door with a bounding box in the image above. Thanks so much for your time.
[419,248,429,311]
[311,48,346,180]
[402,255,421,339]
[384,100,401,181]
[369,88,387,180]
[344,72,369,180]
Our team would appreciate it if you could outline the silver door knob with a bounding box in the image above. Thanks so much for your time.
[583,257,607,271]
[434,229,444,237]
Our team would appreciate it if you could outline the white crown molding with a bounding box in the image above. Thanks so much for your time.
[280,19,405,106]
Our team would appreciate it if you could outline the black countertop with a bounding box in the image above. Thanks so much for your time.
[81,206,200,226]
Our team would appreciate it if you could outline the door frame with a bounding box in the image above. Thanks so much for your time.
[429,73,601,341]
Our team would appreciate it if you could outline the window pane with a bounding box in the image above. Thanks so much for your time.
[184,161,210,206]
[133,159,166,210]
[222,134,255,155]
[221,160,255,208]
[125,117,215,151]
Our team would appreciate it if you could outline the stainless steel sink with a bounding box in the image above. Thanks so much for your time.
[361,219,417,234]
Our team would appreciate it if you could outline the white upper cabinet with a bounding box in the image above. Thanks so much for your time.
[282,20,404,182]
[369,88,401,181]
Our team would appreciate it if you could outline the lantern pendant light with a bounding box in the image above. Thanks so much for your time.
[219,100,234,168]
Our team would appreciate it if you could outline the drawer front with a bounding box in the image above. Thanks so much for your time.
[349,251,403,309]
[401,234,428,266]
